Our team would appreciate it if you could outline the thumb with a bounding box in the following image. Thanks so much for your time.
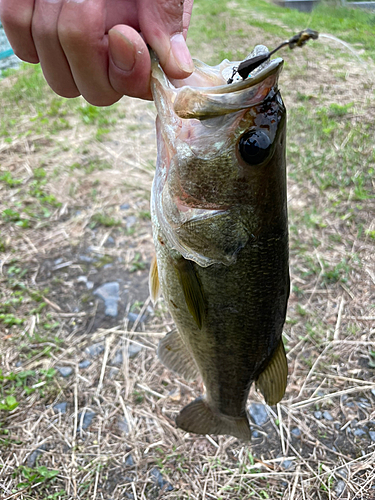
[137,0,194,80]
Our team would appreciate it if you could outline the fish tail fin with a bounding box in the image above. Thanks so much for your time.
[176,396,251,441]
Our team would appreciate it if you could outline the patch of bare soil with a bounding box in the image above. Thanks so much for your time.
[0,33,374,500]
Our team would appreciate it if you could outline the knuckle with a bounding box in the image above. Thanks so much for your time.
[163,0,184,26]
[57,24,86,47]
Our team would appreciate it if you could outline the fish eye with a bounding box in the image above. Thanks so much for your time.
[239,130,272,165]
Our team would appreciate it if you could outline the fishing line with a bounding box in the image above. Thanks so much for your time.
[227,29,319,84]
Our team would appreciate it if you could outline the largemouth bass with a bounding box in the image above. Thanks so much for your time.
[149,46,290,441]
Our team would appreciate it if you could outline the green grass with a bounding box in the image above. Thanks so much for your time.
[189,0,375,60]
[0,64,118,140]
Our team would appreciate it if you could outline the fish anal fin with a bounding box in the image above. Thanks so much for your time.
[175,258,205,329]
[256,339,288,406]
[157,329,199,382]
[149,255,161,304]
[176,396,251,441]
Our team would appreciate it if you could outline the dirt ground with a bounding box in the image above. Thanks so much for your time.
[0,24,375,500]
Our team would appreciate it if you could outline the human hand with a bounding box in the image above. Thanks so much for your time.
[0,0,194,104]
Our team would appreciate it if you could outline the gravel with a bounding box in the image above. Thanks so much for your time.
[249,403,269,426]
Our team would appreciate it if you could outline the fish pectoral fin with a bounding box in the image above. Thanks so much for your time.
[176,210,249,265]
[176,396,251,441]
[157,329,200,381]
[149,255,161,304]
[175,258,205,329]
[255,339,288,406]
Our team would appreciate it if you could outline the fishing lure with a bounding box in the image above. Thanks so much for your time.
[227,28,319,84]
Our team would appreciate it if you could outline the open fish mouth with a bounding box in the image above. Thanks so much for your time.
[151,46,284,120]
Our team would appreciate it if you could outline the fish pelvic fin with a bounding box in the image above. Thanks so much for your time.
[256,339,288,406]
[175,258,205,330]
[157,329,200,382]
[176,396,251,441]
[149,255,161,304]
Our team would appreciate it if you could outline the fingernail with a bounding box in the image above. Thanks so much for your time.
[109,29,136,72]
[170,33,194,74]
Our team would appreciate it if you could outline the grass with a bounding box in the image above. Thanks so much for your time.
[188,0,375,61]
[0,0,375,498]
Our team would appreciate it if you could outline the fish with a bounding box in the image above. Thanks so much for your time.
[149,45,290,441]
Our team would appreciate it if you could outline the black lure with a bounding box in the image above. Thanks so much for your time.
[227,29,319,84]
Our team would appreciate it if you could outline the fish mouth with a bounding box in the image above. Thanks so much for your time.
[151,47,284,120]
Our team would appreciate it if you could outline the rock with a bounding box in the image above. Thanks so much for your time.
[104,236,115,247]
[281,460,294,469]
[150,467,173,492]
[109,367,119,379]
[54,258,63,265]
[252,430,260,438]
[127,312,145,324]
[85,343,104,357]
[128,343,143,359]
[56,366,73,377]
[77,411,96,432]
[15,361,22,367]
[118,417,130,434]
[323,411,333,421]
[26,444,47,467]
[110,344,143,364]
[334,480,346,496]
[79,255,94,263]
[369,431,375,442]
[336,468,347,479]
[371,389,375,397]
[111,350,123,366]
[353,428,366,437]
[77,275,94,290]
[357,399,371,408]
[79,360,91,369]
[314,411,322,420]
[126,216,137,230]
[345,402,355,408]
[249,403,269,426]
[125,454,134,466]
[291,427,301,437]
[120,203,130,210]
[53,402,68,414]
[94,282,120,317]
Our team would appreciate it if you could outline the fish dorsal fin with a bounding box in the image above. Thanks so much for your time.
[157,329,200,381]
[149,255,161,304]
[256,339,288,406]
[175,258,205,329]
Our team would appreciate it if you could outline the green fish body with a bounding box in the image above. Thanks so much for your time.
[150,48,290,440]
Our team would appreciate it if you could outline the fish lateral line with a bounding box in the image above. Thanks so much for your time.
[227,28,319,84]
